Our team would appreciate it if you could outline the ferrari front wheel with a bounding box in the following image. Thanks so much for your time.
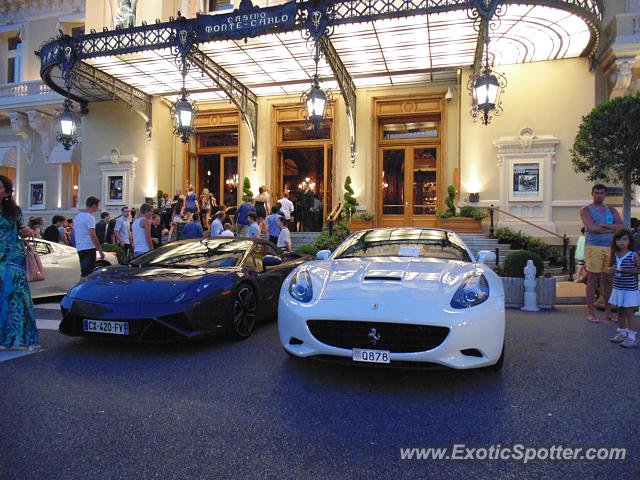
[230,284,257,340]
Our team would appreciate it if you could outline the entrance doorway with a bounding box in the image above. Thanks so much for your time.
[380,146,439,227]
[197,154,238,208]
[376,107,442,228]
[279,147,332,232]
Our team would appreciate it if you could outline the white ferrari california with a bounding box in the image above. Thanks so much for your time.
[278,227,505,370]
[28,238,118,299]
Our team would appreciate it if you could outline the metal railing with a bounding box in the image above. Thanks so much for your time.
[488,205,573,280]
[326,203,344,237]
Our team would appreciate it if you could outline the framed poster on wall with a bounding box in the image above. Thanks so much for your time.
[28,181,46,210]
[108,175,124,202]
[510,161,542,201]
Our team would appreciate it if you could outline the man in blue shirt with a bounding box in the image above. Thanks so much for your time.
[266,206,281,244]
[235,196,256,238]
[247,212,261,240]
[210,211,225,237]
[183,212,204,239]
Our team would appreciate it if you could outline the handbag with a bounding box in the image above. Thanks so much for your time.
[23,237,45,282]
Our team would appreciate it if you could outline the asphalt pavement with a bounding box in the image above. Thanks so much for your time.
[1,305,639,479]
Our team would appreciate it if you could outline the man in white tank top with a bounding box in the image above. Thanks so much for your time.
[132,203,154,257]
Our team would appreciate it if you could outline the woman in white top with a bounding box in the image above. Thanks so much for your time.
[276,215,291,252]
[132,203,154,257]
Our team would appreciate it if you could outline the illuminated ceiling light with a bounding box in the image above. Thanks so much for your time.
[55,98,80,150]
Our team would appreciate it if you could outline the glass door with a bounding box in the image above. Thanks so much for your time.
[197,154,238,208]
[380,146,439,227]
[221,154,238,208]
[411,146,438,224]
[380,147,408,227]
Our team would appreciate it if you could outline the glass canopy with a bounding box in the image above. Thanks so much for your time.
[77,4,593,103]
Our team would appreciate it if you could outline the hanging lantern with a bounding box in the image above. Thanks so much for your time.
[301,41,330,137]
[467,35,506,125]
[55,98,80,150]
[171,88,198,143]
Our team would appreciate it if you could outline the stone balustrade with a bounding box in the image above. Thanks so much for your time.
[0,80,53,98]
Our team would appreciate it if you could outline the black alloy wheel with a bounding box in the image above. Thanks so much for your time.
[231,285,257,340]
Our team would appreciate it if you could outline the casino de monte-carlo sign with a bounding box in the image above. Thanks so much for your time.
[197,0,296,41]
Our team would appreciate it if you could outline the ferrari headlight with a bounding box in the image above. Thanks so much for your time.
[450,274,489,309]
[289,269,313,303]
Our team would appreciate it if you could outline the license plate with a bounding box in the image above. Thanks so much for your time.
[83,319,129,335]
[352,348,390,364]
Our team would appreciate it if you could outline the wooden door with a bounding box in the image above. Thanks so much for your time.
[379,146,439,228]
[380,147,409,227]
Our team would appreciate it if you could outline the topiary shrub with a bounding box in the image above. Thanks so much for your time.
[294,244,319,256]
[315,218,351,252]
[242,177,253,202]
[445,185,456,216]
[343,176,357,215]
[102,242,127,264]
[502,250,544,278]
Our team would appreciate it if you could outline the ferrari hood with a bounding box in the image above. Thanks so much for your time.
[310,257,476,302]
[67,265,234,304]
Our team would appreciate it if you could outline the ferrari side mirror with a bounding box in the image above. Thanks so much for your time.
[476,250,496,264]
[316,250,330,261]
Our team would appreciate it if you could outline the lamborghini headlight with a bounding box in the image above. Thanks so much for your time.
[450,274,489,309]
[170,282,214,303]
[289,269,313,303]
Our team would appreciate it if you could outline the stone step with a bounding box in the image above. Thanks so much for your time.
[290,232,321,249]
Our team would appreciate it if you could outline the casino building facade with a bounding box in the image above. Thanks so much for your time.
[1,0,639,240]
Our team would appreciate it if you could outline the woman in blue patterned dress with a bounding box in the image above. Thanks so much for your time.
[0,175,40,350]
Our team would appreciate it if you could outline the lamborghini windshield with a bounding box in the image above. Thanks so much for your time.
[332,229,471,262]
[129,239,255,268]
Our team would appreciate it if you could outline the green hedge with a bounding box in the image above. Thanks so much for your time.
[101,243,127,264]
[495,227,561,264]
[294,244,319,256]
[502,250,544,278]
[315,218,351,252]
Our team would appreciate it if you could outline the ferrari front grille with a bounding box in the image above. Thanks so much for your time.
[306,320,449,353]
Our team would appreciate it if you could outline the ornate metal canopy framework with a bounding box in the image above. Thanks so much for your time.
[36,0,603,167]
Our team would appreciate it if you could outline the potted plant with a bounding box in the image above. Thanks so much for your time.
[437,185,484,233]
[350,212,374,231]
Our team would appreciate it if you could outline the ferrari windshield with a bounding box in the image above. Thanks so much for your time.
[332,229,471,262]
[129,239,255,268]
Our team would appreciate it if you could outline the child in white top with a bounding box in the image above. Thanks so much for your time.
[608,229,640,348]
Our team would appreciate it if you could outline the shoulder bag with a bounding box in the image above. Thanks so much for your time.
[23,236,45,282]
